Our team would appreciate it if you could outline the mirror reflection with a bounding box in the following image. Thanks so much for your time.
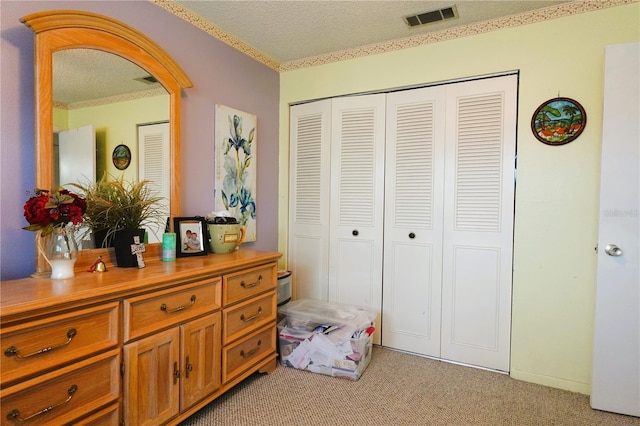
[52,49,170,246]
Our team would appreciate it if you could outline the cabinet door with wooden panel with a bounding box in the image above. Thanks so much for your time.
[123,311,222,424]
[180,312,222,409]
[123,328,180,426]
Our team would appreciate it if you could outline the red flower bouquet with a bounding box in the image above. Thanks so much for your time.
[23,188,87,236]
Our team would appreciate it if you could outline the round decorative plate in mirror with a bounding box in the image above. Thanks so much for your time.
[112,144,131,170]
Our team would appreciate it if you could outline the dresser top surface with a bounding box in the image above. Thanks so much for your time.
[0,249,281,321]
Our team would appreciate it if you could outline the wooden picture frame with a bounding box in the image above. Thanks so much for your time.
[174,217,207,257]
[531,97,586,145]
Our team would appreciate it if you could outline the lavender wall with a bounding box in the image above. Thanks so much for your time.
[0,1,280,280]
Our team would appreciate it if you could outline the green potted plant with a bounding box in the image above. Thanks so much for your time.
[71,174,165,267]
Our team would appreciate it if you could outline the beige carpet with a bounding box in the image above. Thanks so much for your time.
[181,346,640,426]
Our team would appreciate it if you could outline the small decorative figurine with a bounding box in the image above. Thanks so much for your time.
[131,236,146,269]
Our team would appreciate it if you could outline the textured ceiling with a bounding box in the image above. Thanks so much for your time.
[55,0,601,104]
[53,49,165,106]
[174,0,570,63]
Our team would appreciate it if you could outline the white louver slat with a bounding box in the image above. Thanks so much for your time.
[394,102,435,229]
[455,93,504,231]
[294,113,323,224]
[338,109,377,226]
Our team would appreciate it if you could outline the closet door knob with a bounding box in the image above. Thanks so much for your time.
[352,230,359,236]
[409,232,416,239]
[605,244,623,256]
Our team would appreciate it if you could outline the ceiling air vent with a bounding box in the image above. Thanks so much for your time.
[404,5,458,28]
[135,75,159,84]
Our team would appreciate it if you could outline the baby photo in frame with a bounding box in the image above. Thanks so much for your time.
[174,217,207,257]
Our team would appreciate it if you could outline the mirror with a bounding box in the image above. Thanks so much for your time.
[53,49,170,246]
[21,10,192,273]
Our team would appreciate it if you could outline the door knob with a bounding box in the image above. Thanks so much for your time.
[605,244,623,256]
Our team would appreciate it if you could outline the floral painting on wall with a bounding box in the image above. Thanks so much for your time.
[214,105,257,242]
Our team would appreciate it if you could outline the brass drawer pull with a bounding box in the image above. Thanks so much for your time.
[7,384,78,422]
[4,329,77,359]
[240,275,263,289]
[240,307,263,322]
[161,295,196,314]
[240,340,262,358]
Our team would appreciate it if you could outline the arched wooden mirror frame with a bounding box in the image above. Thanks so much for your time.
[21,10,193,273]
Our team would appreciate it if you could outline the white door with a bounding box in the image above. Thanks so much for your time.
[382,86,447,357]
[58,124,96,187]
[138,122,170,243]
[439,75,517,372]
[328,94,386,343]
[591,42,640,417]
[288,100,332,301]
[59,125,96,248]
[382,75,516,372]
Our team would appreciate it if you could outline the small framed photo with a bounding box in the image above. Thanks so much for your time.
[174,217,207,257]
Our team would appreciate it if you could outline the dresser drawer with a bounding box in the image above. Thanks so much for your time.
[1,302,119,386]
[223,263,277,306]
[0,349,120,426]
[75,404,119,426]
[124,278,222,342]
[222,324,276,383]
[223,291,276,345]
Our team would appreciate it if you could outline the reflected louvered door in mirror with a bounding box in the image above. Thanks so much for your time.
[139,122,170,243]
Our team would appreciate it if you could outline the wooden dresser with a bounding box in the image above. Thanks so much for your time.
[0,249,281,425]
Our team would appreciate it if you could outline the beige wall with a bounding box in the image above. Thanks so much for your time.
[278,3,640,394]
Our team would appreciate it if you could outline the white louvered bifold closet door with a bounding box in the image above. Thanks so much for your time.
[440,75,517,372]
[382,86,447,357]
[289,75,516,368]
[138,122,170,243]
[328,94,386,344]
[288,100,332,301]
[382,75,516,372]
